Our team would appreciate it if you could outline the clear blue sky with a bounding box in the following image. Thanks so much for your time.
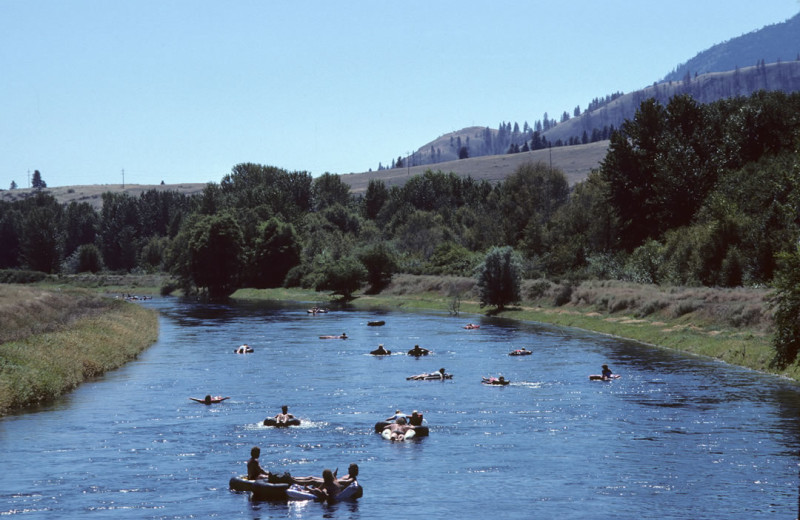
[2,1,799,188]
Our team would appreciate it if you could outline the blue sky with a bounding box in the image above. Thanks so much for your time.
[2,1,799,189]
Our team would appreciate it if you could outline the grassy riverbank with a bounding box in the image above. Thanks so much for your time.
[233,275,800,383]
[0,285,159,416]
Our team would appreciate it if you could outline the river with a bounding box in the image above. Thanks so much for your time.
[1,297,798,519]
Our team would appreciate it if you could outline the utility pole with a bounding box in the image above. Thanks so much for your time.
[27,170,30,188]
[122,168,125,189]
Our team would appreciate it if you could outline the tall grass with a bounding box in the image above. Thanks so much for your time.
[0,286,158,416]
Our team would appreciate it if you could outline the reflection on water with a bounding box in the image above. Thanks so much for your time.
[0,297,798,519]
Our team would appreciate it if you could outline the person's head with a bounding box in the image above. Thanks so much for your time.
[204,394,212,403]
[395,409,401,414]
[251,446,260,458]
[281,405,288,413]
[412,410,419,417]
[322,469,335,484]
[439,368,445,374]
[499,376,505,381]
[348,463,359,477]
[602,364,609,369]
[397,417,407,425]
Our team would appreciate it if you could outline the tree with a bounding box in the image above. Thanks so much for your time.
[250,217,301,288]
[20,204,62,273]
[99,193,140,271]
[312,172,352,211]
[358,243,397,293]
[314,255,367,300]
[169,213,244,299]
[475,246,522,310]
[31,170,46,189]
[9,180,17,190]
[363,179,388,220]
[76,244,103,273]
[770,244,800,367]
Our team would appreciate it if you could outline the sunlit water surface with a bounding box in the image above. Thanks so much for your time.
[1,297,799,519]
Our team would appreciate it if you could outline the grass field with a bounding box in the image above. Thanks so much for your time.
[0,285,159,416]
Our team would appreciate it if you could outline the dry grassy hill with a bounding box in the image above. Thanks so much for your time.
[341,140,608,194]
[0,183,207,210]
[1,141,609,208]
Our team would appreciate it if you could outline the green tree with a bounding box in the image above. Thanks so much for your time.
[312,172,352,211]
[770,244,800,367]
[490,161,570,247]
[475,246,522,310]
[31,170,46,189]
[0,206,22,268]
[250,217,301,288]
[358,243,397,293]
[170,213,244,299]
[20,205,62,273]
[76,244,103,273]
[99,193,140,271]
[190,213,244,299]
[363,179,388,220]
[63,201,99,258]
[314,255,367,300]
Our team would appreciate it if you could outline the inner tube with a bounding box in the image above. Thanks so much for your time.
[406,373,452,380]
[509,350,531,356]
[367,320,385,326]
[229,476,289,501]
[482,377,510,386]
[407,348,430,356]
[251,480,290,501]
[381,428,416,441]
[369,349,391,355]
[264,417,302,427]
[374,421,429,436]
[589,374,621,381]
[287,481,363,502]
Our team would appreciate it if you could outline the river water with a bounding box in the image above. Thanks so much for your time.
[1,297,799,519]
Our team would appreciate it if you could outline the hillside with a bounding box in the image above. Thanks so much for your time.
[341,139,608,194]
[663,12,800,82]
[541,60,800,144]
[0,183,207,210]
[1,141,609,207]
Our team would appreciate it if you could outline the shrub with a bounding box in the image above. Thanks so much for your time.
[553,283,573,306]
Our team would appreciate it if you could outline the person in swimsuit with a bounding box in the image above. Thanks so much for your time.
[274,405,295,425]
[247,446,270,480]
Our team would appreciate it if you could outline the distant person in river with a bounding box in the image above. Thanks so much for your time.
[385,409,407,421]
[601,364,614,380]
[274,405,295,425]
[371,344,391,355]
[409,410,426,426]
[247,446,270,480]
[407,345,430,356]
[338,463,359,485]
[309,469,342,500]
[384,417,415,441]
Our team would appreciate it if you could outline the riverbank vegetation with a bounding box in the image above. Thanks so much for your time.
[1,90,799,372]
[0,285,158,416]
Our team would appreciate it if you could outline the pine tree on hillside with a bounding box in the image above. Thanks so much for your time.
[32,170,46,189]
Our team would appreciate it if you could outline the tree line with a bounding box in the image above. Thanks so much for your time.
[1,90,799,359]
